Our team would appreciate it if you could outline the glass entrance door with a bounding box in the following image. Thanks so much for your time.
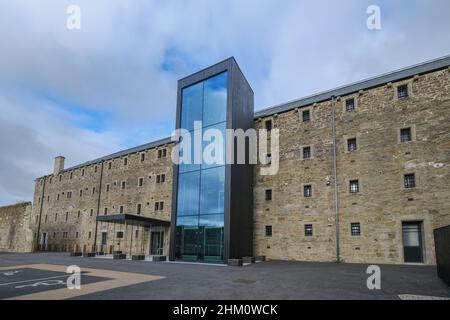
[402,221,423,263]
[150,231,164,256]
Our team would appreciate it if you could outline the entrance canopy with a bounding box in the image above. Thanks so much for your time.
[96,214,170,227]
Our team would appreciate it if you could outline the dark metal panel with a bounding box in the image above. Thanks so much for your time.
[96,214,170,226]
[434,225,450,286]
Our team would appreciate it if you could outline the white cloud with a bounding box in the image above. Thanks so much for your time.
[0,0,450,204]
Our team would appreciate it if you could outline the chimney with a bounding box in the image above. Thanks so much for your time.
[54,156,65,175]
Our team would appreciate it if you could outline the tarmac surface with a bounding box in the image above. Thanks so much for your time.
[0,252,449,300]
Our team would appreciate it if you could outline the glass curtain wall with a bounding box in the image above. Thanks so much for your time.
[175,72,227,263]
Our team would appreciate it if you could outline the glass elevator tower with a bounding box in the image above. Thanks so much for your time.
[170,58,254,263]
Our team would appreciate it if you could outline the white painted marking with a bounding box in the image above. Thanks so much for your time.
[0,274,69,287]
[15,280,66,289]
[2,270,21,276]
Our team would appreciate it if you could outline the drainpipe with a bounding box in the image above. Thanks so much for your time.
[35,177,46,251]
[331,96,340,263]
[93,161,104,251]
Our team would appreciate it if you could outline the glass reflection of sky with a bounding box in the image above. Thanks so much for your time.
[176,71,227,262]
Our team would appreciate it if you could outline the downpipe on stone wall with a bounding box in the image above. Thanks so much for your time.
[332,96,340,263]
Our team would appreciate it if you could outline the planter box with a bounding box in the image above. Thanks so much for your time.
[70,252,82,257]
[132,255,146,261]
[113,254,127,260]
[228,259,243,267]
[113,251,122,255]
[83,252,96,257]
[152,256,167,262]
[255,255,266,262]
[96,251,105,256]
[243,256,255,264]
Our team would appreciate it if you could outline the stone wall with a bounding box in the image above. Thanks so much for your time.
[31,143,173,255]
[254,68,450,265]
[0,202,33,252]
[29,66,450,265]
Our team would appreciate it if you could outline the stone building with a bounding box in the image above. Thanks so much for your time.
[0,202,33,252]
[28,55,450,265]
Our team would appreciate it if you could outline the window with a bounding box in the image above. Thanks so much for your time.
[345,98,355,112]
[65,212,68,222]
[119,206,124,214]
[59,175,62,182]
[349,180,359,193]
[138,177,144,187]
[265,153,272,165]
[265,225,272,237]
[303,146,311,159]
[400,127,412,143]
[88,231,92,239]
[90,209,93,217]
[108,162,112,170]
[304,224,313,236]
[265,189,272,201]
[76,232,79,238]
[55,213,58,221]
[79,189,83,197]
[304,185,312,198]
[397,84,409,99]
[123,157,128,166]
[116,232,123,239]
[63,232,68,239]
[77,211,80,218]
[104,207,108,215]
[155,201,164,211]
[81,169,85,176]
[265,120,272,131]
[137,204,141,215]
[404,174,416,188]
[302,110,310,123]
[70,172,73,179]
[347,138,357,152]
[158,149,167,158]
[106,184,110,192]
[49,177,52,184]
[44,214,48,223]
[121,181,126,189]
[47,196,50,202]
[57,194,59,201]
[92,187,96,194]
[351,223,361,236]
[135,229,139,238]
[53,232,57,239]
[94,166,98,173]
[156,174,166,184]
[141,153,145,162]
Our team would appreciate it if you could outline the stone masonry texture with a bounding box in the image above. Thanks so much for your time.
[0,202,33,252]
[5,61,449,265]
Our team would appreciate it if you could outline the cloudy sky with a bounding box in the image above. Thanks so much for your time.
[1,0,449,205]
